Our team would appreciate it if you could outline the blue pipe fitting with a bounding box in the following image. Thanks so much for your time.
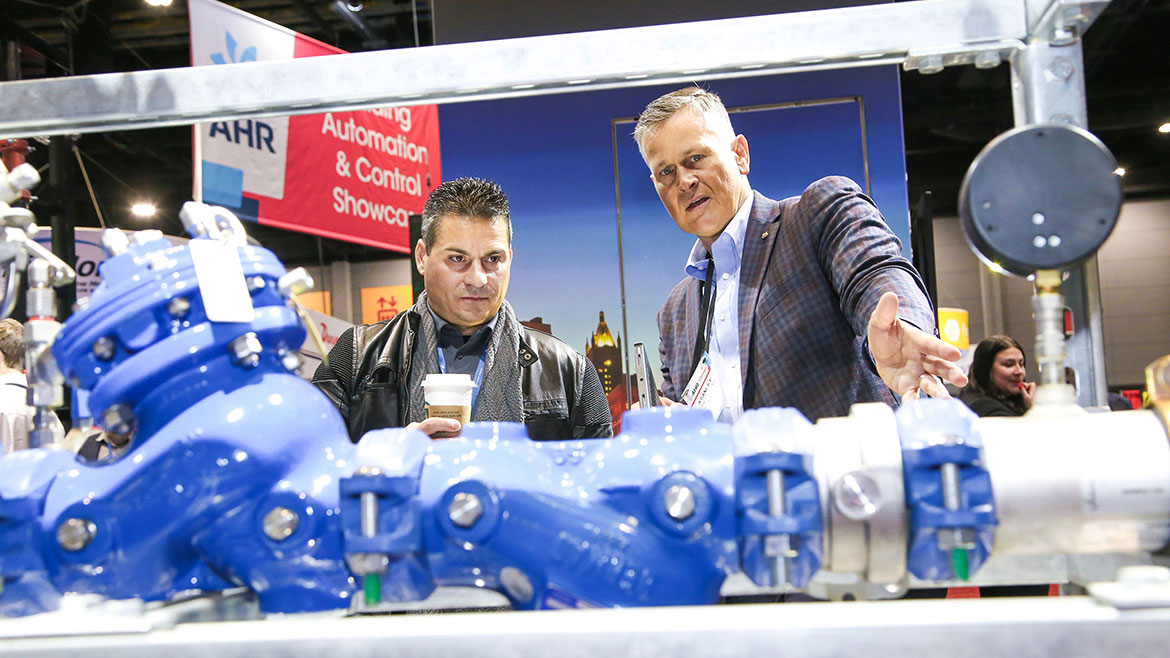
[372,408,742,609]
[51,234,305,443]
[341,472,424,556]
[0,221,363,616]
[733,408,823,589]
[897,399,997,581]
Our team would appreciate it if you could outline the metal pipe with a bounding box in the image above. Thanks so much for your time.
[1033,271,1067,388]
[0,260,19,320]
[766,469,789,587]
[979,409,1170,555]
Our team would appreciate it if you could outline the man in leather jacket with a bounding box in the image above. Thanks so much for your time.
[313,177,612,441]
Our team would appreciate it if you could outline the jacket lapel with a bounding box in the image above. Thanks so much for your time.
[738,192,782,386]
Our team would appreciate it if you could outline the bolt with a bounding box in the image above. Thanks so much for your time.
[92,336,116,361]
[57,518,97,552]
[936,526,977,551]
[1031,212,1046,225]
[166,296,191,319]
[663,484,696,521]
[347,553,390,575]
[280,350,301,372]
[248,276,267,293]
[916,55,944,75]
[833,471,882,521]
[101,229,130,257]
[1046,56,1075,82]
[262,506,299,541]
[448,491,483,528]
[499,566,534,603]
[130,229,164,246]
[27,259,50,288]
[278,267,314,298]
[1033,235,1048,248]
[101,403,135,436]
[228,332,262,369]
[973,50,1001,69]
[1050,25,1078,47]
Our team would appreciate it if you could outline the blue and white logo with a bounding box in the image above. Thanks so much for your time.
[209,31,257,65]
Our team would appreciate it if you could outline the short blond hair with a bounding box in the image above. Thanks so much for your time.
[633,86,737,161]
[0,318,24,369]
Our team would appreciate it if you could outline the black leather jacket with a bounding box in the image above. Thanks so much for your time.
[312,309,613,442]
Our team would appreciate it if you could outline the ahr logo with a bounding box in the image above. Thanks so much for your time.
[206,30,274,153]
[209,31,256,65]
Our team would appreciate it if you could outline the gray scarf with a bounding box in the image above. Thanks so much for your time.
[405,291,525,425]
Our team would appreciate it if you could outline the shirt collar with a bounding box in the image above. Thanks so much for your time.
[429,306,500,339]
[685,193,753,281]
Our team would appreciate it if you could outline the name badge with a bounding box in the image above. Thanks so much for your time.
[680,352,723,418]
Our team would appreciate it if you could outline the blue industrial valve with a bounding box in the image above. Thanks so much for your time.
[733,408,823,589]
[898,399,997,581]
[0,215,366,615]
[0,205,866,616]
[346,409,741,609]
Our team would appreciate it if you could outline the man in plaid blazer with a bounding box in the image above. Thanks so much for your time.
[635,87,967,422]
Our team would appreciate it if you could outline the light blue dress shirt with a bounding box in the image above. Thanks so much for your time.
[683,197,752,423]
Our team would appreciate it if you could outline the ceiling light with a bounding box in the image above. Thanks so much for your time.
[1159,122,1170,134]
[131,202,157,217]
[145,0,173,6]
[1114,167,1126,177]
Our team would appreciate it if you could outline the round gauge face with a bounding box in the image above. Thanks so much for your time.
[959,124,1122,277]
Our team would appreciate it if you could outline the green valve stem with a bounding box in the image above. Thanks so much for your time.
[951,548,970,581]
[364,573,381,606]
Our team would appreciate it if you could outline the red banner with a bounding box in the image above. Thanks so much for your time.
[191,0,440,253]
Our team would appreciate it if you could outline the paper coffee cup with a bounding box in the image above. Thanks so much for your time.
[422,373,475,438]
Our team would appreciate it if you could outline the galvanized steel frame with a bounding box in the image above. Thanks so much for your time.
[2,595,1168,658]
[0,0,1035,137]
[0,0,1114,400]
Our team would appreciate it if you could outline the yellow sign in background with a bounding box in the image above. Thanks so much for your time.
[361,285,414,325]
[938,307,970,351]
[293,291,332,316]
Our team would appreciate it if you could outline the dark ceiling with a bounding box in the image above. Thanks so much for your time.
[3,0,1168,269]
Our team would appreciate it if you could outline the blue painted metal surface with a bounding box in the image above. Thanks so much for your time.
[345,408,741,609]
[0,221,832,616]
[733,408,823,589]
[897,399,998,581]
[0,230,364,615]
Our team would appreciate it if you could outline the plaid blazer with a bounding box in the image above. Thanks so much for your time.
[657,177,935,422]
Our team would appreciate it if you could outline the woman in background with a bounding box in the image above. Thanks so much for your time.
[959,335,1036,417]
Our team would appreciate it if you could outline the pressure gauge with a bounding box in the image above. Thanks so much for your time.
[959,124,1122,277]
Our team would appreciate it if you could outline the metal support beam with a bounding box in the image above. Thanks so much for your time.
[2,596,1168,658]
[1009,38,1108,407]
[48,136,77,320]
[0,0,1118,406]
[0,0,1026,138]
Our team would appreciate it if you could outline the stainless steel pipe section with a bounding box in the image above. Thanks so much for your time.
[807,403,1169,596]
[978,407,1170,556]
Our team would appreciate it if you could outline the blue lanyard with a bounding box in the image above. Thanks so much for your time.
[436,345,486,411]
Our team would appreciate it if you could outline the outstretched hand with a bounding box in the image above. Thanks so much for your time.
[868,292,967,398]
